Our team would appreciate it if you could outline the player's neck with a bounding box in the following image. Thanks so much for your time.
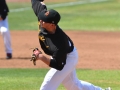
[48,25,56,34]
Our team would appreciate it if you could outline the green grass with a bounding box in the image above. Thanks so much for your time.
[58,1,120,31]
[0,68,120,90]
[7,0,120,31]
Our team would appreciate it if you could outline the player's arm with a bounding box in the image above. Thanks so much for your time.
[31,48,51,66]
[38,54,51,66]
[38,54,66,71]
[31,0,47,17]
[31,48,67,71]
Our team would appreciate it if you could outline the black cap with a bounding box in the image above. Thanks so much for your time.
[38,9,61,25]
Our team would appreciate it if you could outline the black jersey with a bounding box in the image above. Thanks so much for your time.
[0,0,9,20]
[31,0,74,70]
[31,0,47,20]
[39,26,74,70]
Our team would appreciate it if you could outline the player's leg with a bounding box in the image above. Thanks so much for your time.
[62,69,102,90]
[0,17,12,59]
[61,48,102,90]
[40,48,78,90]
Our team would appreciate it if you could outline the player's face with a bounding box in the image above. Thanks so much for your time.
[40,20,56,33]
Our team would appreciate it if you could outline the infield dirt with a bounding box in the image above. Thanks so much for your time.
[0,31,120,70]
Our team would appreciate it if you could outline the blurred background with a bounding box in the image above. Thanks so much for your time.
[6,0,120,31]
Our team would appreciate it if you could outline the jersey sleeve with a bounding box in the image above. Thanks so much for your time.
[49,48,68,71]
[31,0,47,19]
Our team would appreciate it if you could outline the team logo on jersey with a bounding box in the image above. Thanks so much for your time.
[38,35,49,48]
[39,35,45,41]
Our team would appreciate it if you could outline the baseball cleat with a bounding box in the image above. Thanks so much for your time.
[6,53,12,59]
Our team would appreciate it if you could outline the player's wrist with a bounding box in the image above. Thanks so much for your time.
[34,51,42,59]
[32,48,42,59]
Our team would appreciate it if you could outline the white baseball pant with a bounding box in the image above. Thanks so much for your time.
[40,47,103,90]
[0,17,12,54]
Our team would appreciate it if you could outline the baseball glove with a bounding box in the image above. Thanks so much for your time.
[30,48,42,65]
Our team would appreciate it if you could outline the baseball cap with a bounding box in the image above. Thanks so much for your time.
[38,9,61,25]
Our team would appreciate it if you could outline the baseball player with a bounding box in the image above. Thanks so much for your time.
[30,0,112,90]
[0,0,12,59]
